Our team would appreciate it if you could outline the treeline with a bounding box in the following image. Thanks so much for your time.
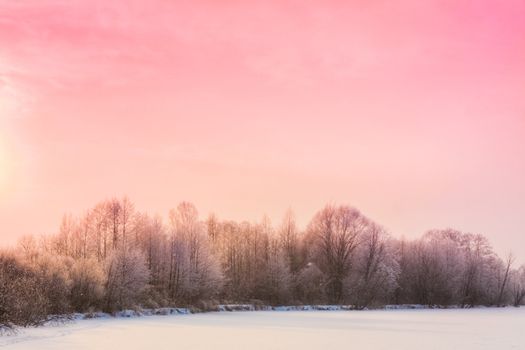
[1,198,524,328]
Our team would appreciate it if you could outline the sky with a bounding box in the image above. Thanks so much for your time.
[1,0,524,260]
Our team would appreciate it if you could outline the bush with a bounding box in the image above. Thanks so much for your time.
[0,253,49,327]
[69,258,105,312]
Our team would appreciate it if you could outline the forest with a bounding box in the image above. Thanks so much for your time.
[1,198,524,328]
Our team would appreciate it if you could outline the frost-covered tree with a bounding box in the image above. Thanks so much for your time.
[279,209,302,274]
[2,197,523,325]
[168,202,222,303]
[134,214,168,289]
[104,247,149,311]
[459,233,497,306]
[396,236,457,306]
[348,223,399,308]
[510,265,525,306]
[306,205,368,303]
[295,262,325,304]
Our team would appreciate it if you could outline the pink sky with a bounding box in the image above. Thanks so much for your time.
[1,0,525,260]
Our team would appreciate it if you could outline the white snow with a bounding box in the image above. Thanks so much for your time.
[1,307,524,349]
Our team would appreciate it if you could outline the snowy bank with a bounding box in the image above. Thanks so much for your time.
[37,303,516,325]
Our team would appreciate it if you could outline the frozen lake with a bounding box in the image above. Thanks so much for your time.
[1,308,524,349]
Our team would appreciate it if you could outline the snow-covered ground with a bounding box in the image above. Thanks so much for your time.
[1,307,524,349]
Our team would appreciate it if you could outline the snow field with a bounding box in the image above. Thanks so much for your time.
[1,307,524,350]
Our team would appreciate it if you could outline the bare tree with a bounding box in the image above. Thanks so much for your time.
[279,209,301,274]
[3,197,523,326]
[307,205,367,303]
[104,247,149,311]
[168,202,222,303]
[497,253,515,306]
[510,265,525,306]
[108,199,122,250]
[349,223,399,308]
